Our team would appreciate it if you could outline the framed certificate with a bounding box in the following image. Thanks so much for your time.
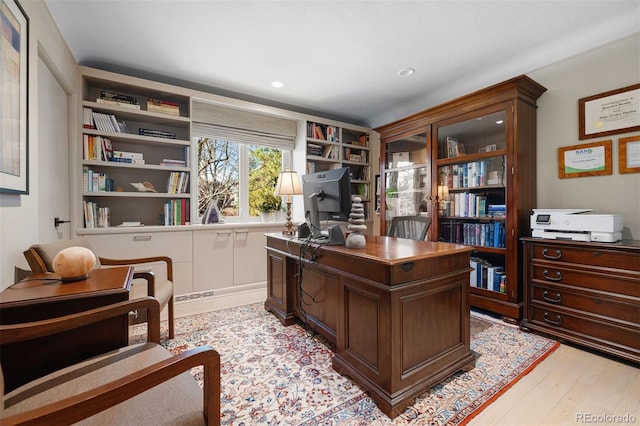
[619,135,640,174]
[579,84,640,140]
[558,140,612,179]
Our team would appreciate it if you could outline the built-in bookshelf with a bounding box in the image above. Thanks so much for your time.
[306,121,372,219]
[80,66,192,228]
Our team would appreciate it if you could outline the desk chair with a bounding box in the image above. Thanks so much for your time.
[23,238,175,339]
[388,215,432,240]
[0,298,220,425]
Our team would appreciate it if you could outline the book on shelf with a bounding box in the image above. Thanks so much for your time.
[91,112,123,133]
[446,136,465,158]
[160,159,187,167]
[307,143,323,156]
[167,171,189,194]
[83,201,110,228]
[83,107,94,129]
[99,90,139,105]
[138,128,176,139]
[147,98,180,115]
[163,199,190,226]
[96,97,141,110]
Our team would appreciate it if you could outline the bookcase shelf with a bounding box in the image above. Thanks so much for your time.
[79,66,192,228]
[305,120,373,220]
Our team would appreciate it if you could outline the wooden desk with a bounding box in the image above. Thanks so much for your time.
[265,234,475,418]
[0,266,133,392]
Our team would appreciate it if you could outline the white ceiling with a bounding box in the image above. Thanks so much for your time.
[44,0,639,128]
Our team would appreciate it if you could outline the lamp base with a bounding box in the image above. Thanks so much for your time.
[282,201,296,235]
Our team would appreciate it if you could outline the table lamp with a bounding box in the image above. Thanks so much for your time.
[274,169,302,235]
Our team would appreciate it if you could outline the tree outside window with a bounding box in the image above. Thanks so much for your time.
[197,137,283,220]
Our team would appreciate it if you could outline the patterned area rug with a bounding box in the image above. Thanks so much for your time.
[133,303,558,425]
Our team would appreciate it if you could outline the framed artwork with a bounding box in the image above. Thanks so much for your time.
[0,0,29,194]
[618,135,640,174]
[579,84,640,140]
[558,140,612,179]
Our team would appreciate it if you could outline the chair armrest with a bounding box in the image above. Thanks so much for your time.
[133,271,157,298]
[100,256,173,281]
[0,297,161,345]
[1,346,221,426]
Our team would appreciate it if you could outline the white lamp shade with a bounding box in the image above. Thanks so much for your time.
[274,170,302,196]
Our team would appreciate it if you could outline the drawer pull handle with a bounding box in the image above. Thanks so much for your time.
[542,290,562,303]
[542,249,562,260]
[543,312,562,326]
[543,270,562,281]
[593,251,601,257]
[133,235,152,242]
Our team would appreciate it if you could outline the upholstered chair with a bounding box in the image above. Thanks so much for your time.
[0,298,220,425]
[23,238,174,339]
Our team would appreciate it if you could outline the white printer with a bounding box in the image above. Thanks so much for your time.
[530,209,623,242]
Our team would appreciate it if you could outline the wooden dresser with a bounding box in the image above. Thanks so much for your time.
[521,238,639,364]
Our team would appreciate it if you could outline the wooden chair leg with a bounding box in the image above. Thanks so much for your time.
[168,296,175,339]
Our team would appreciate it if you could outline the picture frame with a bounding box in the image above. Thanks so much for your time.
[0,0,29,194]
[578,83,640,140]
[618,135,640,174]
[558,140,612,179]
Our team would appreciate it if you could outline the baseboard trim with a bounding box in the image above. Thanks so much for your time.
[171,283,268,319]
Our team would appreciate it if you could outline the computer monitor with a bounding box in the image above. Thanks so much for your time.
[302,167,352,240]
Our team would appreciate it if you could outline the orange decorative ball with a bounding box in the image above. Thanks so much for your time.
[52,246,96,282]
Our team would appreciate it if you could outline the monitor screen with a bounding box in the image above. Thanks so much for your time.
[302,167,352,237]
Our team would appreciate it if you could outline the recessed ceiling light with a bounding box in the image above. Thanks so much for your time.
[397,68,415,77]
[271,81,284,88]
[496,120,504,124]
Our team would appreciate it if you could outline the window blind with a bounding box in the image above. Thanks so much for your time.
[192,100,297,150]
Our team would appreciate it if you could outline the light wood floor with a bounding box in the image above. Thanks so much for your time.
[468,343,639,425]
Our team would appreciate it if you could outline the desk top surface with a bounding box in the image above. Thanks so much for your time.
[267,234,473,265]
[0,266,134,306]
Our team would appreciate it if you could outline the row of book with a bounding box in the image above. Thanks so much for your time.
[111,150,145,164]
[147,98,180,116]
[83,135,113,161]
[83,167,114,192]
[167,171,189,194]
[84,108,129,133]
[83,201,110,228]
[96,90,140,110]
[307,144,339,159]
[447,192,506,218]
[139,128,176,139]
[439,221,506,248]
[163,199,190,226]
[470,257,506,292]
[439,161,503,189]
[343,147,367,162]
[307,122,338,142]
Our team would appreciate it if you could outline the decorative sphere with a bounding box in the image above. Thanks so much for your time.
[52,246,96,282]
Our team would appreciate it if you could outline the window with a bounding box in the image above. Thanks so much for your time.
[197,137,285,221]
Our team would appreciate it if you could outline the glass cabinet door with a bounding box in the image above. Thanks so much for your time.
[434,107,509,295]
[382,133,429,234]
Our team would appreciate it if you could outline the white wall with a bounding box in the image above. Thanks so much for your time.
[530,33,640,239]
[0,1,77,289]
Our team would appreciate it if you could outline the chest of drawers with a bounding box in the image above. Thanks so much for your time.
[521,238,639,364]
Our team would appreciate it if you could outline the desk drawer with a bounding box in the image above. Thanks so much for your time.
[530,244,640,272]
[530,283,639,324]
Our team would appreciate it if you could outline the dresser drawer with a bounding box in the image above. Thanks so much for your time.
[530,244,640,272]
[529,264,640,297]
[528,305,640,354]
[530,283,639,324]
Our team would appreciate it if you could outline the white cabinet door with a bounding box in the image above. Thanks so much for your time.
[84,231,193,295]
[193,229,234,291]
[233,227,278,286]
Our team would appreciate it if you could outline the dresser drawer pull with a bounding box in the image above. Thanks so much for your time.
[543,270,562,281]
[542,248,562,260]
[133,235,152,242]
[543,312,562,325]
[542,290,562,303]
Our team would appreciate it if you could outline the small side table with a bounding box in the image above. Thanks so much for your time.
[0,266,134,392]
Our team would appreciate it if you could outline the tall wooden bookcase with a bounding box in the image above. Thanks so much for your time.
[78,66,192,228]
[305,120,373,220]
[375,76,547,321]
